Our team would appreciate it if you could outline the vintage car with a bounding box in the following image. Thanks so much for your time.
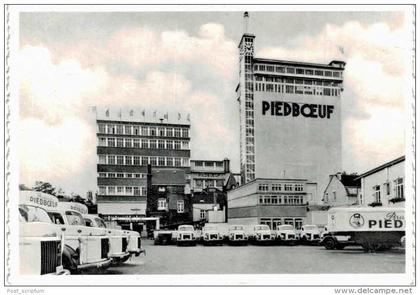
[299,225,322,244]
[176,225,197,246]
[228,225,248,245]
[201,224,224,245]
[275,224,299,245]
[250,224,274,244]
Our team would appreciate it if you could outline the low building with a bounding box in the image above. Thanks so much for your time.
[227,178,317,230]
[189,158,239,223]
[192,187,227,223]
[146,167,192,229]
[356,156,405,207]
[189,159,231,192]
[323,172,361,206]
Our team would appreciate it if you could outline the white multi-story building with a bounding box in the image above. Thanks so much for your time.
[94,107,191,228]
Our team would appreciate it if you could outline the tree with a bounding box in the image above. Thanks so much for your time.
[70,194,86,205]
[32,181,57,195]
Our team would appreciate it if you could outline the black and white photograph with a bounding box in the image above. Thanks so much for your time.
[3,2,416,291]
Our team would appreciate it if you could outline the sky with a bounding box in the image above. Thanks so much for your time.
[18,9,412,195]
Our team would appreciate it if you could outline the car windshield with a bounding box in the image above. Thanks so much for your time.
[48,212,65,225]
[279,225,294,230]
[255,225,269,230]
[179,225,193,231]
[19,205,52,223]
[304,225,317,230]
[204,226,217,231]
[230,225,243,230]
[94,218,107,228]
[65,211,85,226]
[84,218,93,227]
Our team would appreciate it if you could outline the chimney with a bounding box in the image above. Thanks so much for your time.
[223,158,230,173]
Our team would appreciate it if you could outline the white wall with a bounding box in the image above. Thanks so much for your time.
[192,204,214,222]
[306,210,328,227]
[208,210,225,223]
[227,217,258,225]
[253,90,342,202]
[98,202,146,215]
[361,160,405,207]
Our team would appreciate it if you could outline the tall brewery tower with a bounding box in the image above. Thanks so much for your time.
[236,12,345,202]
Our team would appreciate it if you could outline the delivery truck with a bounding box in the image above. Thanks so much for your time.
[321,207,405,252]
[19,191,70,275]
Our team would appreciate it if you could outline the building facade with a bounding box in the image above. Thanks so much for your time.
[191,187,227,223]
[356,156,405,208]
[95,108,191,230]
[228,178,317,230]
[237,13,345,203]
[147,168,192,229]
[190,159,238,223]
[323,173,361,206]
[189,159,231,192]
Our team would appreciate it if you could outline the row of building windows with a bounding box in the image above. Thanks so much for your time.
[157,198,185,213]
[98,137,189,150]
[98,172,146,179]
[193,179,224,188]
[260,217,304,230]
[254,64,342,78]
[258,183,304,192]
[255,83,341,96]
[371,177,404,204]
[258,195,305,205]
[193,172,225,178]
[255,76,341,86]
[98,123,189,138]
[98,154,190,167]
[98,186,147,196]
[192,161,224,168]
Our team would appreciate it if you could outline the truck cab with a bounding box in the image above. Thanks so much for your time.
[251,224,274,244]
[83,214,133,263]
[201,224,223,245]
[176,225,197,246]
[228,225,248,245]
[299,225,321,244]
[47,202,112,273]
[19,191,70,275]
[275,224,299,245]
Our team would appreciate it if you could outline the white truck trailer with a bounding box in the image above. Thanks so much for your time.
[321,207,405,252]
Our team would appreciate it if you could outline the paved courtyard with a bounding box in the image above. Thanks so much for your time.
[105,239,405,274]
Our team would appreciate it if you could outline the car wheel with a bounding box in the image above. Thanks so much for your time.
[323,237,336,250]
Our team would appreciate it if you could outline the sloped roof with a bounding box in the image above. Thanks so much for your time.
[355,156,405,180]
[339,174,361,187]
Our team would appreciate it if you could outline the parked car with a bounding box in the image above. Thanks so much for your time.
[299,225,322,244]
[176,225,197,246]
[201,224,223,245]
[275,224,299,245]
[250,224,274,244]
[228,225,248,245]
